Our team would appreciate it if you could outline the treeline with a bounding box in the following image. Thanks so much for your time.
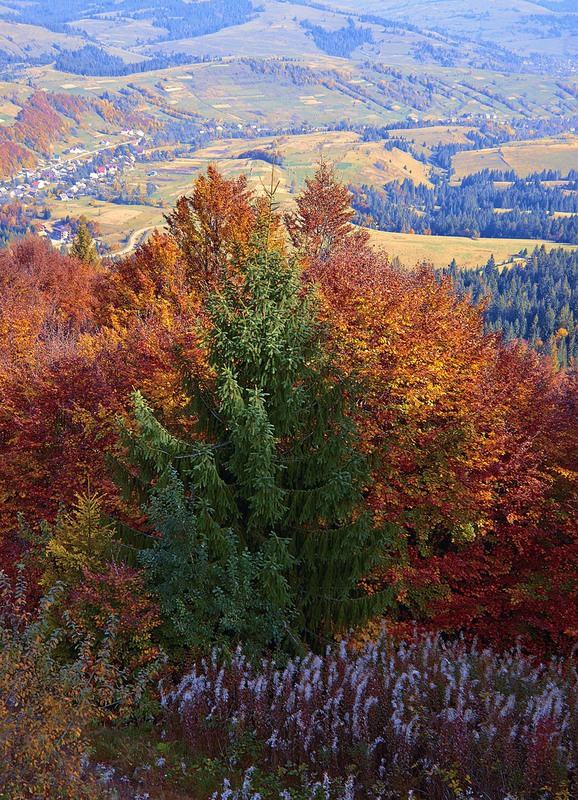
[352,171,578,242]
[1,0,102,31]
[54,45,192,77]
[382,137,428,163]
[412,42,456,68]
[447,247,578,367]
[365,64,441,112]
[237,148,283,165]
[380,115,578,149]
[301,18,373,58]
[143,0,256,41]
[242,57,325,87]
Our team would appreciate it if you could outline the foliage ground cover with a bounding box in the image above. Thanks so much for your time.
[163,632,578,800]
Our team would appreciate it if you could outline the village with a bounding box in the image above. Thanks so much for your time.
[0,130,149,247]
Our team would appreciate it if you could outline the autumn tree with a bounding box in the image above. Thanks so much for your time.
[165,164,256,286]
[290,165,578,654]
[284,159,370,264]
[41,491,115,590]
[0,569,129,799]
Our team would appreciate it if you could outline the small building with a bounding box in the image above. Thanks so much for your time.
[52,222,72,241]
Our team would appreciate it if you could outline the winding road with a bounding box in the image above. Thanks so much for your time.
[113,225,157,258]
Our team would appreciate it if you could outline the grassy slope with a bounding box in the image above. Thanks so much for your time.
[368,229,577,270]
[452,135,578,179]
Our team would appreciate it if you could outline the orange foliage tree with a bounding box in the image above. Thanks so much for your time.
[0,170,264,576]
[1,162,577,657]
[293,163,578,654]
[165,164,256,286]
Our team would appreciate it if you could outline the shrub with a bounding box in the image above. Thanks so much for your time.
[0,568,133,798]
[69,562,163,683]
[164,632,578,800]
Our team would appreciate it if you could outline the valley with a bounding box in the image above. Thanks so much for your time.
[0,0,575,265]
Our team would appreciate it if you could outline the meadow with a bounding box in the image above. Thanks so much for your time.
[452,135,578,179]
[368,229,578,270]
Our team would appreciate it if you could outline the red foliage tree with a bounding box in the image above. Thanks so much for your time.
[292,164,578,655]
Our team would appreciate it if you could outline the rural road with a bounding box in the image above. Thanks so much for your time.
[113,226,156,258]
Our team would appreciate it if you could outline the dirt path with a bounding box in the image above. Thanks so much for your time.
[113,225,156,257]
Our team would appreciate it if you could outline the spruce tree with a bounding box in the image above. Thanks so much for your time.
[115,204,391,653]
[70,218,99,267]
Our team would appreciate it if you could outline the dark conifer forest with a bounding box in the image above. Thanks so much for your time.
[448,246,578,367]
[352,170,578,243]
[54,47,193,77]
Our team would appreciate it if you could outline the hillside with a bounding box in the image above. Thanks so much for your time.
[4,4,578,796]
[3,162,578,799]
[0,0,573,258]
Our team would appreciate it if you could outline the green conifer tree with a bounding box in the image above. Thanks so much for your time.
[70,218,99,267]
[115,206,392,653]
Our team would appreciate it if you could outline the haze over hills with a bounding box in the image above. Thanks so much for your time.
[0,0,575,69]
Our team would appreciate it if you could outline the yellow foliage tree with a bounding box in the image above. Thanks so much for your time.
[42,491,114,590]
[0,569,125,799]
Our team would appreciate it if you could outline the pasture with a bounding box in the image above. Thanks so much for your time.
[368,230,578,271]
[452,136,578,179]
[134,131,433,212]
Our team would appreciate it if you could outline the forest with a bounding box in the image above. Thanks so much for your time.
[352,171,578,242]
[237,147,284,165]
[54,47,193,78]
[447,246,578,368]
[1,0,258,39]
[300,19,374,58]
[2,164,578,799]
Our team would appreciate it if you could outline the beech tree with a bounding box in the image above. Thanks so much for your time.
[164,165,255,287]
[284,159,370,263]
